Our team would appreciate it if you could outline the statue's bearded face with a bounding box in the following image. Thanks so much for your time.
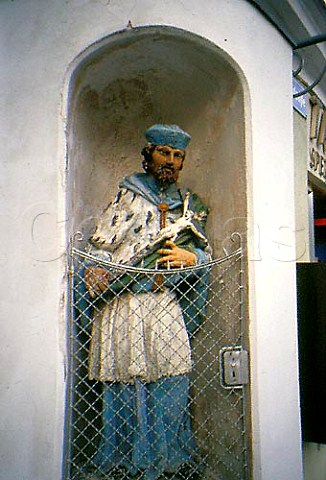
[148,145,185,187]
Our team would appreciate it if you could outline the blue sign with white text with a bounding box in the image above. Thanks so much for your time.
[293,78,307,118]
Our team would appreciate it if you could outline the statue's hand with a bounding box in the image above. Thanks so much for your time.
[84,266,111,298]
[157,240,197,268]
[156,216,192,242]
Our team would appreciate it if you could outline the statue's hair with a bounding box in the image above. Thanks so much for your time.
[141,144,156,171]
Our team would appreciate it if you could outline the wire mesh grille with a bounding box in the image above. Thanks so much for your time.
[65,243,249,480]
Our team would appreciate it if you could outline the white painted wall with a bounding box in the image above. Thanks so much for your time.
[294,111,311,262]
[0,1,303,479]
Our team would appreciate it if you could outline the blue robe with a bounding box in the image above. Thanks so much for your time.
[75,173,210,479]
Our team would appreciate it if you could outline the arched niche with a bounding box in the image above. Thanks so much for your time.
[65,26,250,478]
[66,26,247,254]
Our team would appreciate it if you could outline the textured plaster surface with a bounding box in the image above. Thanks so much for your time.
[0,1,303,479]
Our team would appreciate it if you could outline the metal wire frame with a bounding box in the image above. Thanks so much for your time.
[292,34,326,98]
[63,236,249,480]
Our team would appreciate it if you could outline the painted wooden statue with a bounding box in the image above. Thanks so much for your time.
[78,124,211,480]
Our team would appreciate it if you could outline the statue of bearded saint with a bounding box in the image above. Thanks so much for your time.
[79,124,211,480]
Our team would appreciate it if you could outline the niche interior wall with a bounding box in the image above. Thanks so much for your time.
[67,26,247,253]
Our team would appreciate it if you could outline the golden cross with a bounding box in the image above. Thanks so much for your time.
[152,202,169,291]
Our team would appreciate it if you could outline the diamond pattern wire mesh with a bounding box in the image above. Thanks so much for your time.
[65,242,249,480]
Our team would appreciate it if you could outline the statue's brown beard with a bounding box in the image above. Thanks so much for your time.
[152,165,179,187]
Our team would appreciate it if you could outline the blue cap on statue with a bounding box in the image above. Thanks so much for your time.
[145,124,191,150]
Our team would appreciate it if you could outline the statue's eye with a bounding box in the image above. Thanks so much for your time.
[155,147,183,159]
[156,147,169,155]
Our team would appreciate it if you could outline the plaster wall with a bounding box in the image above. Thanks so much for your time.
[0,1,302,479]
[293,111,311,262]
